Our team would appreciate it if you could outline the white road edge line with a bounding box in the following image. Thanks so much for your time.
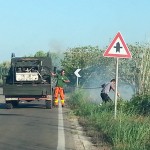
[57,102,65,150]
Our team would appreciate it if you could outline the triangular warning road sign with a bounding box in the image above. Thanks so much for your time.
[103,32,132,58]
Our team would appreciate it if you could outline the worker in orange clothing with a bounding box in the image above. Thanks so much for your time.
[51,69,70,107]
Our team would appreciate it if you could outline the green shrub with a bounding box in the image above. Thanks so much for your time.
[127,94,150,115]
[67,89,88,109]
[68,91,150,150]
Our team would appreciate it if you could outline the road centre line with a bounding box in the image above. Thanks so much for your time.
[57,102,65,150]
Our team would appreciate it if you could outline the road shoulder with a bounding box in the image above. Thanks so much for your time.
[63,107,100,150]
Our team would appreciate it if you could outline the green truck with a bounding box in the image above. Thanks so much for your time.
[3,54,55,109]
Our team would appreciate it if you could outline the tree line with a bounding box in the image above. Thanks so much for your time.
[0,43,150,95]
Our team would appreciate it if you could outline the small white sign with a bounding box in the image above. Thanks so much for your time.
[16,72,39,81]
[74,69,81,77]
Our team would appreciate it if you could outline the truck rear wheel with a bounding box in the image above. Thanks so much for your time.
[45,100,52,109]
[6,101,13,109]
[12,101,19,107]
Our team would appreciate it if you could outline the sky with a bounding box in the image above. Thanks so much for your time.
[0,0,150,63]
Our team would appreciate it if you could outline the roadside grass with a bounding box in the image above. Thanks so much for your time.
[67,90,150,150]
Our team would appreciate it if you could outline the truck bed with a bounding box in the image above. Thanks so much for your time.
[3,84,52,96]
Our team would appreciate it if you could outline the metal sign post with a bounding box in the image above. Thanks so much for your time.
[76,76,79,87]
[114,58,119,119]
[103,32,132,119]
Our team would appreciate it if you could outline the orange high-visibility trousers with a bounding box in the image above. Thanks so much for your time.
[54,87,65,106]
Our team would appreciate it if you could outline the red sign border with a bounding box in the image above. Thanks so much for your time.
[103,32,132,58]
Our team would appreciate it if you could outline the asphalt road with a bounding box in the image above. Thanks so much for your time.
[0,88,75,150]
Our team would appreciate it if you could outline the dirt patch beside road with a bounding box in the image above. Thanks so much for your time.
[65,107,111,150]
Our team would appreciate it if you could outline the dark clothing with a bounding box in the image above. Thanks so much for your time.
[101,82,115,103]
[100,93,111,103]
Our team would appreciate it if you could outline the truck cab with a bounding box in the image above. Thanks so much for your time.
[3,54,55,109]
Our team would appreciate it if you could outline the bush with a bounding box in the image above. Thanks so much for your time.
[68,91,150,150]
[127,94,150,115]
